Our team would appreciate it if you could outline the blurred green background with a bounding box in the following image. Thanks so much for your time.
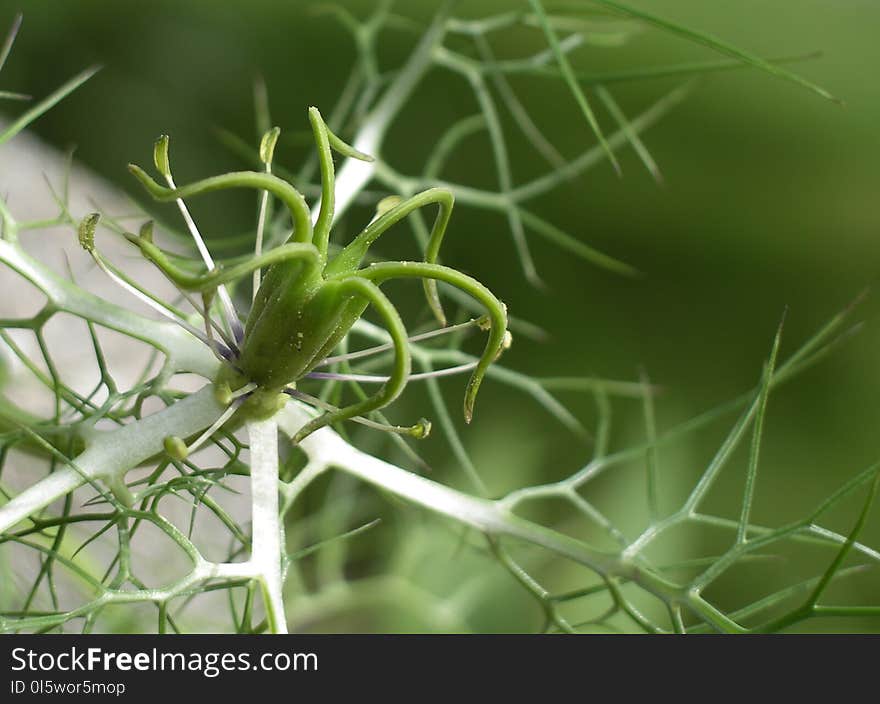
[2,0,879,631]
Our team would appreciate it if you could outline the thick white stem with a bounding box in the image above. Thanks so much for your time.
[0,388,672,616]
[275,405,622,578]
[0,386,224,535]
[246,417,288,634]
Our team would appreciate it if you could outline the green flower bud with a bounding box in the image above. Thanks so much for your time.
[163,435,189,461]
[411,418,432,439]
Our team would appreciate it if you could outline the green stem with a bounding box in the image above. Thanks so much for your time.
[128,166,314,246]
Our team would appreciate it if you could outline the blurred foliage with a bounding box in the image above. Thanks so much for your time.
[1,0,879,631]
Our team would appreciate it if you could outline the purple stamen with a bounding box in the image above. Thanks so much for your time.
[304,362,478,384]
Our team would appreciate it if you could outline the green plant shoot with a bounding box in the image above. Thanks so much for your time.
[81,107,510,449]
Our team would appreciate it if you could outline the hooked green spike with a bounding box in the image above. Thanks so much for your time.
[163,435,188,461]
[462,301,508,423]
[325,188,454,326]
[463,383,480,424]
[153,135,171,178]
[358,261,508,425]
[138,220,154,244]
[464,309,508,422]
[259,126,280,165]
[127,163,314,245]
[326,132,373,162]
[308,106,374,162]
[77,212,100,252]
[410,418,432,439]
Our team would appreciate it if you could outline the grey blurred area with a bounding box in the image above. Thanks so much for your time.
[0,127,249,631]
[0,124,170,406]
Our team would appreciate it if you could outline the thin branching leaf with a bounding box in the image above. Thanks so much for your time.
[527,0,621,174]
[0,65,101,146]
[580,0,838,102]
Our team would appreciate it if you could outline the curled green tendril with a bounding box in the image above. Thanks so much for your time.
[112,108,508,443]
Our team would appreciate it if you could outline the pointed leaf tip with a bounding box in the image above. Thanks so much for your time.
[0,15,23,74]
[587,0,839,104]
[127,163,159,194]
[310,105,374,161]
[138,220,154,244]
[463,383,477,424]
